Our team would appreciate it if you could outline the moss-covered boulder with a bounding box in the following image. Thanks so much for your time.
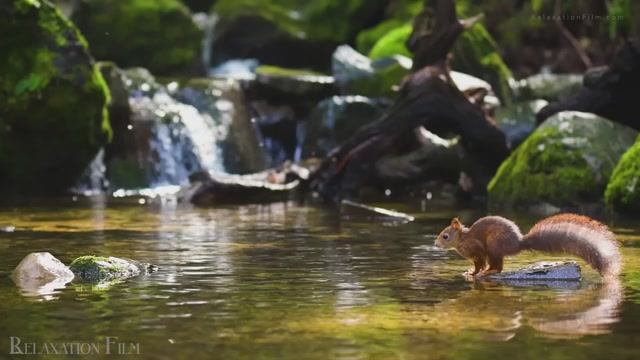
[605,136,640,213]
[0,0,111,196]
[366,21,513,105]
[69,255,156,283]
[211,0,387,70]
[488,111,637,209]
[72,0,203,75]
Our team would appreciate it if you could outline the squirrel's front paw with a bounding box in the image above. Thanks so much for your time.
[463,269,475,276]
[476,269,499,278]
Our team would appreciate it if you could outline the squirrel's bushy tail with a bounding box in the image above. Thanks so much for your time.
[520,214,621,278]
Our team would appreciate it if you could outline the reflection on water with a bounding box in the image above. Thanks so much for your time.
[0,198,639,359]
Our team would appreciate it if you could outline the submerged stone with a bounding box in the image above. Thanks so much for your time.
[0,0,111,196]
[483,261,582,289]
[605,136,640,214]
[488,111,637,209]
[72,0,203,75]
[487,261,581,280]
[69,255,156,283]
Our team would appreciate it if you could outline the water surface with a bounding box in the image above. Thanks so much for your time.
[1,198,639,359]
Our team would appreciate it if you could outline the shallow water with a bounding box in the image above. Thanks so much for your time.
[0,198,639,359]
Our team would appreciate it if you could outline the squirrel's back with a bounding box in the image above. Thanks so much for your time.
[521,214,621,277]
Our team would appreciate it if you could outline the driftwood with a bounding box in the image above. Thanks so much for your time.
[537,39,640,129]
[310,0,509,201]
[183,163,308,206]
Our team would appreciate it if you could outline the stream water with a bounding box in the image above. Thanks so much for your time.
[0,198,639,359]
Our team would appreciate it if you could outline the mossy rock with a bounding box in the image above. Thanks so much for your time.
[488,111,637,209]
[0,0,111,196]
[69,255,155,283]
[211,0,387,70]
[72,0,203,75]
[253,65,336,100]
[366,21,512,104]
[451,23,513,105]
[605,136,640,213]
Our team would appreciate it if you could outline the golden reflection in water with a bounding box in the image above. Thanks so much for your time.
[406,273,623,340]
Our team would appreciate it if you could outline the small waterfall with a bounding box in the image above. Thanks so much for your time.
[193,13,218,71]
[71,149,108,195]
[73,66,267,195]
[129,91,224,187]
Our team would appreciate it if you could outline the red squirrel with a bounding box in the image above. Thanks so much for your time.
[436,213,621,278]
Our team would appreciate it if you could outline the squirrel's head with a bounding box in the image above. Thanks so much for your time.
[435,217,464,249]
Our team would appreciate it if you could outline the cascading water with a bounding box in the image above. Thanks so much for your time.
[129,91,224,187]
[73,67,267,195]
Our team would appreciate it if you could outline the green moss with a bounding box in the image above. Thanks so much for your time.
[69,255,134,284]
[69,255,118,282]
[489,113,638,208]
[605,136,640,213]
[213,0,386,43]
[0,0,111,195]
[368,24,413,60]
[256,65,326,78]
[488,127,595,207]
[356,19,407,55]
[73,0,202,75]
[367,21,512,104]
[452,24,513,105]
[69,255,110,272]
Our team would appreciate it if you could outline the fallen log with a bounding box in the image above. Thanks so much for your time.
[310,0,509,202]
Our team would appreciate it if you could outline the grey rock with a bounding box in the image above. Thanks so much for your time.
[251,65,336,101]
[11,252,75,297]
[480,261,583,289]
[511,73,583,101]
[495,99,549,148]
[332,45,411,98]
[488,261,581,280]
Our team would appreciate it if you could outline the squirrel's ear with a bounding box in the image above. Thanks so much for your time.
[451,217,462,229]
